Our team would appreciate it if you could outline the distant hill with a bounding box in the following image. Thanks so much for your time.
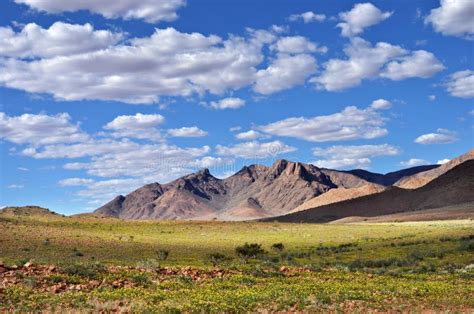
[264,159,474,223]
[0,206,59,217]
[95,160,373,220]
[394,149,474,189]
[343,165,439,186]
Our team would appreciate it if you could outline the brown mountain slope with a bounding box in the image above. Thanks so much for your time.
[330,202,474,223]
[291,184,386,213]
[95,160,372,220]
[394,148,474,189]
[264,159,474,223]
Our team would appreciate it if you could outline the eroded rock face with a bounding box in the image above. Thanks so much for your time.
[95,159,373,220]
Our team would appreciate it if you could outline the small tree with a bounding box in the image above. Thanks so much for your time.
[235,243,266,260]
[271,243,284,252]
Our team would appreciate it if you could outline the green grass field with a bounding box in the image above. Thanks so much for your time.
[0,212,473,312]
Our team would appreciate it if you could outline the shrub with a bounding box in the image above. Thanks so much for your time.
[129,273,152,287]
[235,243,266,260]
[156,249,170,261]
[459,239,474,252]
[206,253,230,266]
[61,262,106,279]
[271,243,284,252]
[137,258,161,271]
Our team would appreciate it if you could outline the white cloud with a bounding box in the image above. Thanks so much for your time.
[17,167,29,171]
[380,50,445,80]
[103,113,165,140]
[271,36,327,54]
[0,112,89,145]
[437,158,450,164]
[59,178,95,186]
[0,27,274,104]
[429,95,436,101]
[235,130,264,140]
[444,70,474,98]
[289,11,326,23]
[313,38,443,91]
[229,126,242,132]
[7,184,24,189]
[209,97,245,110]
[370,98,392,110]
[400,158,429,167]
[105,113,165,130]
[414,129,458,144]
[216,140,296,159]
[14,0,187,23]
[312,144,400,159]
[425,0,474,39]
[167,126,208,137]
[258,103,388,142]
[254,53,317,94]
[23,139,140,159]
[337,2,392,37]
[0,22,122,58]
[313,38,406,91]
[312,158,371,170]
[311,144,400,170]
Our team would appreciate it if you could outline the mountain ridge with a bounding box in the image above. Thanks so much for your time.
[95,158,439,220]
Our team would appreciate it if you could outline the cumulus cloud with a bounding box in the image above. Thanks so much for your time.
[288,11,326,23]
[0,112,89,145]
[105,113,165,130]
[337,2,392,37]
[209,97,246,110]
[444,70,474,98]
[0,27,275,104]
[254,53,317,94]
[311,144,400,169]
[0,26,320,104]
[235,130,264,140]
[271,36,327,54]
[0,22,122,58]
[370,98,392,110]
[216,140,296,159]
[380,50,445,80]
[312,38,443,91]
[425,0,474,39]
[103,113,165,140]
[414,129,458,144]
[400,158,430,167]
[14,0,187,23]
[167,126,208,137]
[258,102,388,142]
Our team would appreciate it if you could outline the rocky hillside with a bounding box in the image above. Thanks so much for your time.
[95,160,374,220]
[266,159,474,223]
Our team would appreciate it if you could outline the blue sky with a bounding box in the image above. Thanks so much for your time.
[0,0,473,214]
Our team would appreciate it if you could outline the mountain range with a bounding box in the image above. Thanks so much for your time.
[94,148,474,222]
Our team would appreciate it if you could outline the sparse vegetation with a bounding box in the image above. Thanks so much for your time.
[235,243,266,260]
[0,214,473,311]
